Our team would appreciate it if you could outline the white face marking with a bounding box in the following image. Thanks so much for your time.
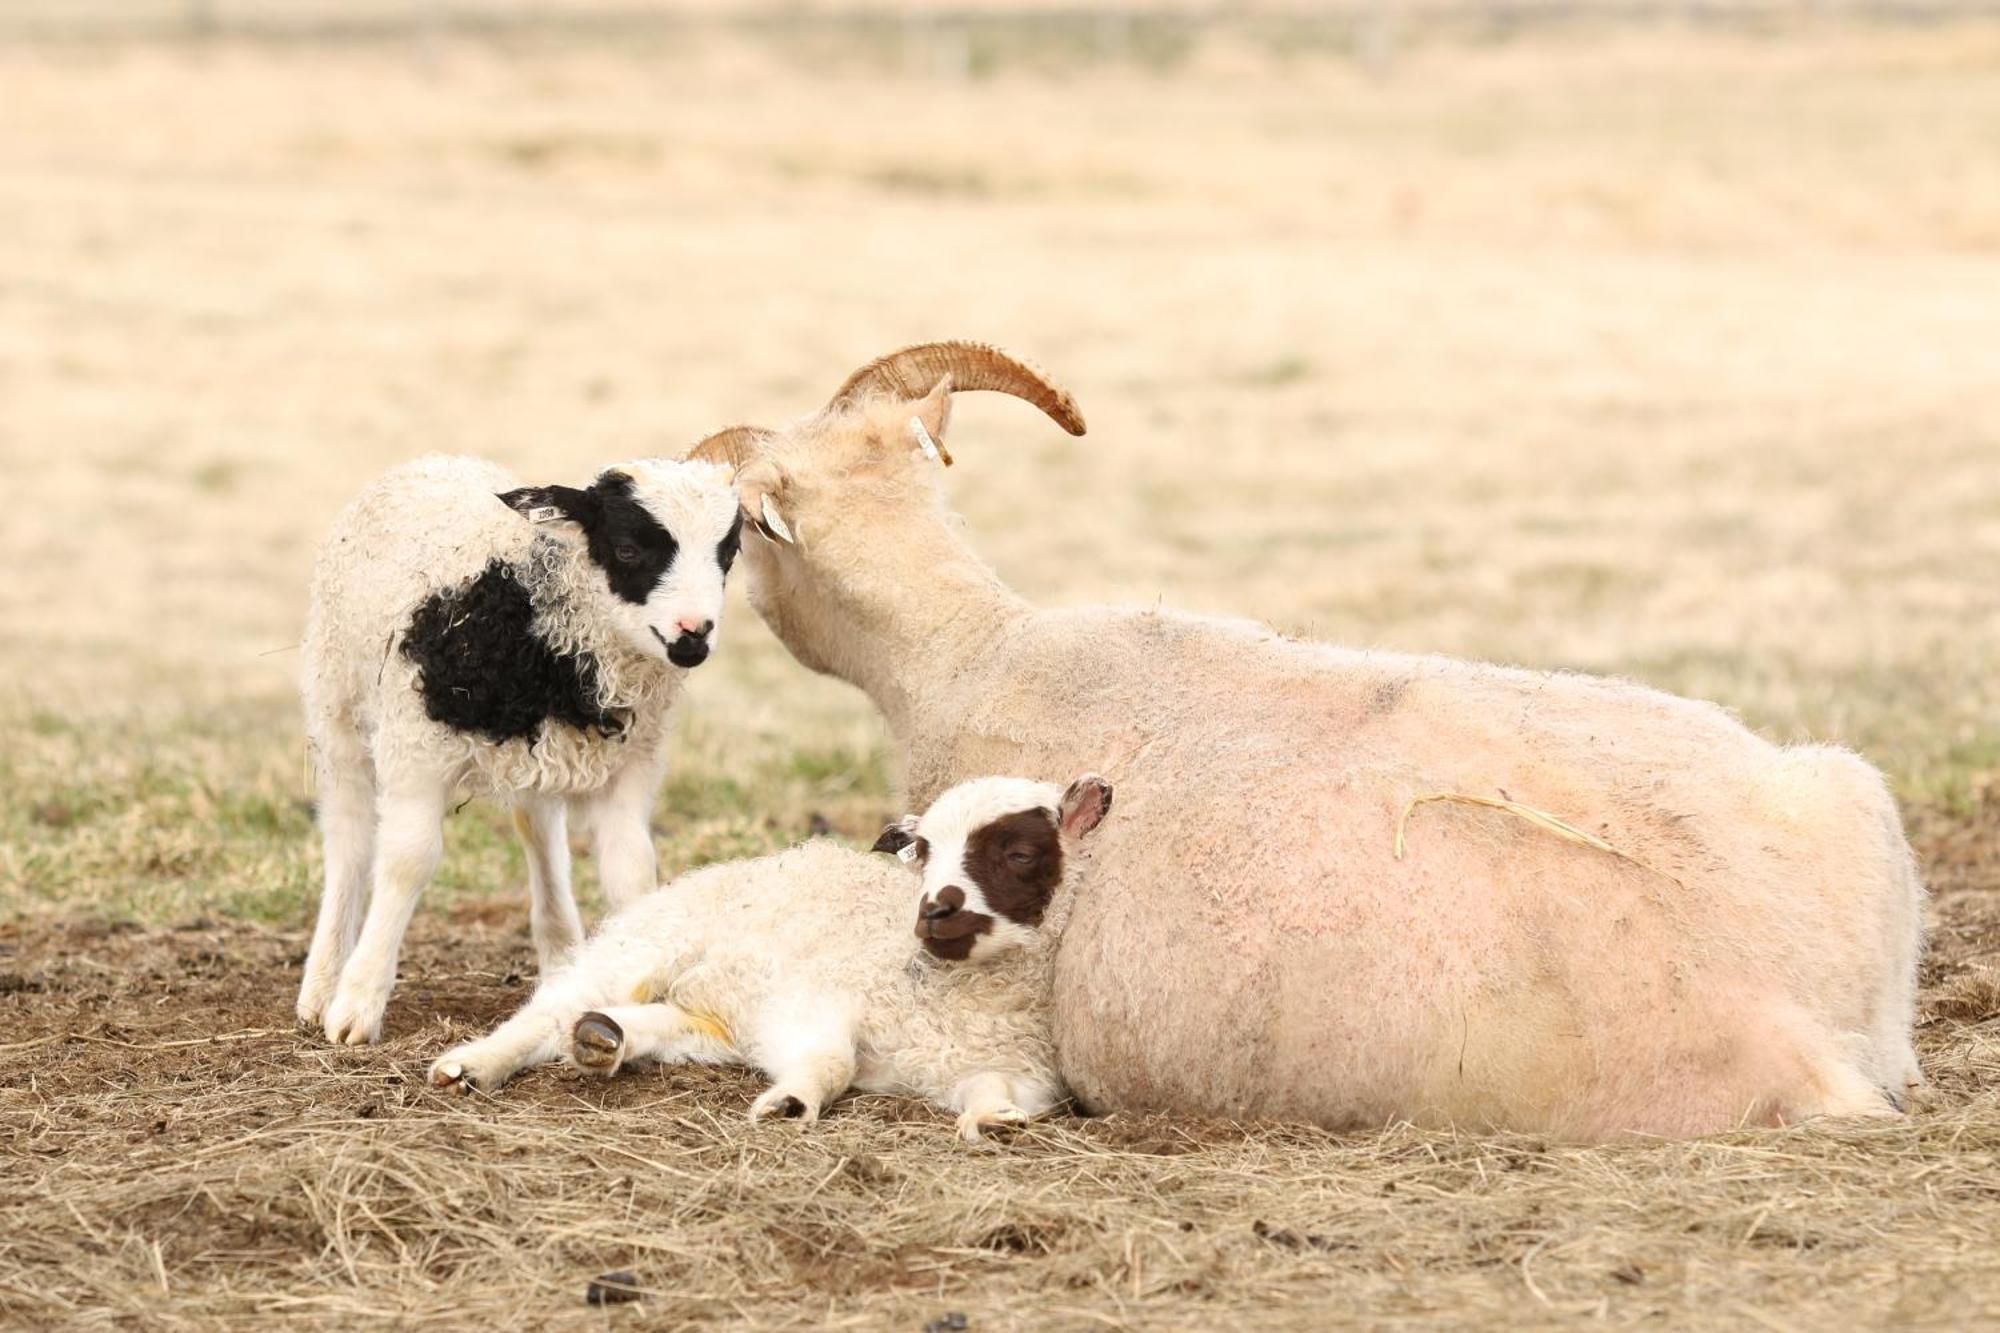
[604,459,740,665]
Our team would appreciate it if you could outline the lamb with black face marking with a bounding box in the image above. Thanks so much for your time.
[298,453,741,1045]
[427,774,1112,1142]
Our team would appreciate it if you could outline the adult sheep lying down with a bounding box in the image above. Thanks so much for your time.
[686,341,1926,1141]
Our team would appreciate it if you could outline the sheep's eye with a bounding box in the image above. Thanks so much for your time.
[613,542,641,564]
[1006,847,1036,869]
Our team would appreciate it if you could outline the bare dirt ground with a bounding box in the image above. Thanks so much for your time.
[4,17,2000,1328]
[3,790,1999,1327]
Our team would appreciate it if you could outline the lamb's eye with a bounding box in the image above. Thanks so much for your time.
[614,542,641,564]
[1006,847,1036,869]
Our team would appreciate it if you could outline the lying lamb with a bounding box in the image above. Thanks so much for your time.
[299,454,742,1046]
[427,774,1113,1140]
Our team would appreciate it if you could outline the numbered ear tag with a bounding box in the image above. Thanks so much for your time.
[526,505,561,524]
[897,841,919,863]
[909,416,952,467]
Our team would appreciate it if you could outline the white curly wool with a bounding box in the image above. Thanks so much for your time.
[427,775,1100,1142]
[297,453,740,1047]
[699,351,1927,1141]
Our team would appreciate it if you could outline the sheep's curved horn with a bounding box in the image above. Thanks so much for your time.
[684,425,779,469]
[828,341,1086,437]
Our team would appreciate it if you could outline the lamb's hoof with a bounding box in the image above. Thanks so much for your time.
[749,1088,818,1124]
[958,1104,1029,1143]
[571,1012,625,1074]
[429,1059,478,1095]
[321,989,386,1046]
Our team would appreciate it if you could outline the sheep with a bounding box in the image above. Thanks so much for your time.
[298,453,742,1046]
[682,340,1927,1141]
[425,773,1114,1140]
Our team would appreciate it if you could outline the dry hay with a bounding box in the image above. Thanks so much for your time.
[2,796,1998,1329]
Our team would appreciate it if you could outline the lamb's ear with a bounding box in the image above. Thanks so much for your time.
[497,484,597,531]
[1058,775,1112,839]
[872,816,919,857]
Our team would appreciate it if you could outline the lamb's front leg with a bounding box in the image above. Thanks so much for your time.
[514,796,583,974]
[948,1071,1060,1143]
[744,995,858,1125]
[590,743,670,910]
[431,973,615,1094]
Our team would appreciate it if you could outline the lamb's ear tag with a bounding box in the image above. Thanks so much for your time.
[759,494,794,545]
[896,841,919,864]
[909,416,953,467]
[526,505,562,524]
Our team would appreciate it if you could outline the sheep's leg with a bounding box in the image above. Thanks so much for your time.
[297,729,376,1027]
[745,995,858,1125]
[947,1071,1058,1143]
[514,797,583,974]
[590,746,669,909]
[567,1002,737,1077]
[321,779,447,1045]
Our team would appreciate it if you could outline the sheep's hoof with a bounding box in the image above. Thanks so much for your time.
[571,1012,625,1074]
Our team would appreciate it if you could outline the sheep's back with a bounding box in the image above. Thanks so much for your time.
[929,604,1918,1136]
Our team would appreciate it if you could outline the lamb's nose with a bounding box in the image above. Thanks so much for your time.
[675,617,714,638]
[919,897,955,922]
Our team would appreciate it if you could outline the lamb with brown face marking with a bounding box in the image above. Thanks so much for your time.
[877,776,1114,963]
[429,774,1113,1143]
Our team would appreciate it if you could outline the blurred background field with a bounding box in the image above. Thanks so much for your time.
[2,7,1999,1326]
[4,3,1998,923]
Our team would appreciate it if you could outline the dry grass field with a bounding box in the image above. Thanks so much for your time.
[4,15,2000,1328]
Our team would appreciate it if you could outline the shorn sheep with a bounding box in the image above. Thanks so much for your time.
[686,341,1927,1141]
[299,454,741,1045]
[427,773,1113,1140]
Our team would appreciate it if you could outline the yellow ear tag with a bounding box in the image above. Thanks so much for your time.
[909,416,953,467]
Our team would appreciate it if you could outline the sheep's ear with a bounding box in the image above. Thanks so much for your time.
[872,816,919,857]
[907,376,955,467]
[1058,775,1112,839]
[498,485,596,531]
[734,460,794,545]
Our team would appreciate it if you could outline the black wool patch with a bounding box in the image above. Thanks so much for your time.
[581,471,677,604]
[400,562,624,743]
[717,510,744,575]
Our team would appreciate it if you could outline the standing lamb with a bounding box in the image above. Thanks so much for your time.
[299,454,742,1045]
[684,341,1927,1141]
[427,773,1113,1141]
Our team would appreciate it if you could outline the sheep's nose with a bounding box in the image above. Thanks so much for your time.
[919,897,955,923]
[675,617,714,638]
[666,632,710,668]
